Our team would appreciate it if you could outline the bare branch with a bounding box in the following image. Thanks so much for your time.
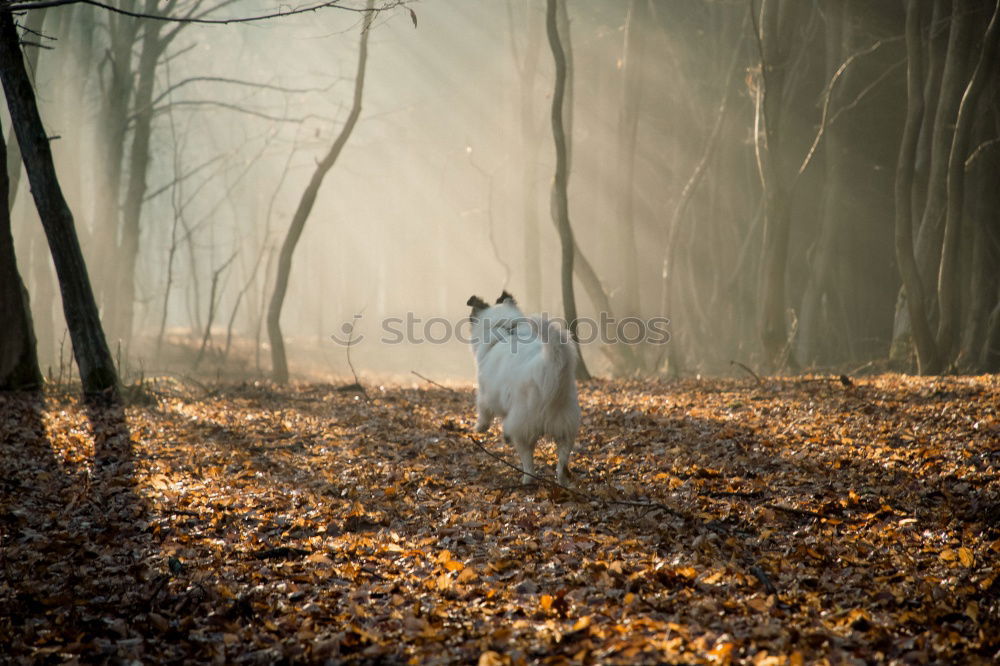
[795,35,903,179]
[149,75,338,112]
[149,99,330,125]
[411,371,456,393]
[3,0,407,24]
[966,137,1000,169]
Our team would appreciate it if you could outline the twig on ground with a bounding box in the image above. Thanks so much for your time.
[412,371,458,393]
[763,503,826,519]
[703,489,768,500]
[730,360,763,385]
[466,434,686,519]
[750,565,778,595]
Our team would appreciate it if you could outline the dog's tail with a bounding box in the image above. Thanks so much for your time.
[538,316,577,406]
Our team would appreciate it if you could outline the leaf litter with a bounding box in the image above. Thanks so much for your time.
[1,374,998,664]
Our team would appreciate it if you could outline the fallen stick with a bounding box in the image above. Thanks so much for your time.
[730,360,763,385]
[412,371,458,393]
[465,434,686,519]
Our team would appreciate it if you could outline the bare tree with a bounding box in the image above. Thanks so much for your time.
[936,0,1000,362]
[894,0,941,374]
[506,0,544,311]
[751,0,801,371]
[0,12,118,396]
[268,0,374,384]
[545,0,589,380]
[617,0,644,320]
[0,119,41,390]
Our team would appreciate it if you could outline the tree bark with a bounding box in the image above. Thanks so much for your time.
[267,0,373,384]
[894,0,941,374]
[0,116,41,390]
[545,0,590,380]
[0,11,118,396]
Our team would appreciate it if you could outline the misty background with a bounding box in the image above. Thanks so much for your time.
[7,0,1000,385]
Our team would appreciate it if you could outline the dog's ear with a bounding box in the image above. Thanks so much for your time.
[467,295,489,315]
[496,290,515,304]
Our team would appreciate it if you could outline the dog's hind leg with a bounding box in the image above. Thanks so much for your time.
[512,437,537,485]
[475,402,494,433]
[555,435,574,486]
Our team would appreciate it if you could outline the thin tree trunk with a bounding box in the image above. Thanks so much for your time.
[0,117,41,390]
[753,0,795,370]
[617,0,643,320]
[935,0,1000,364]
[545,0,589,380]
[4,7,44,213]
[91,7,140,322]
[892,0,947,366]
[115,0,163,344]
[661,11,746,335]
[507,1,543,311]
[913,0,974,304]
[0,12,118,396]
[895,0,941,374]
[8,10,50,369]
[912,0,947,232]
[194,251,237,370]
[268,0,373,384]
[798,0,854,367]
[960,103,1000,369]
[982,300,1000,371]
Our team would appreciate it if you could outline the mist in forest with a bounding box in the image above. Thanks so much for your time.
[7,0,1000,387]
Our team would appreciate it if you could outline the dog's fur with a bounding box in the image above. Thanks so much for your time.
[466,291,580,484]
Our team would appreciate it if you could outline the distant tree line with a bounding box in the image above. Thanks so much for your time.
[1,0,999,395]
[517,0,1000,375]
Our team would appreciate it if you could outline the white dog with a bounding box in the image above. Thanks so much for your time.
[466,291,580,485]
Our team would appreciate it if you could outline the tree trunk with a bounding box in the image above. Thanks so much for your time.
[91,8,140,326]
[960,100,1000,370]
[267,0,373,384]
[0,117,41,390]
[982,300,1000,371]
[913,0,974,306]
[3,7,44,213]
[935,0,1000,364]
[894,0,941,374]
[892,0,947,367]
[546,0,589,380]
[508,2,543,311]
[0,12,118,396]
[114,2,164,344]
[661,10,746,373]
[753,0,795,370]
[797,0,853,368]
[617,0,643,319]
[7,9,50,369]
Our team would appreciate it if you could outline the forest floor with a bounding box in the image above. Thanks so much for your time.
[1,374,998,664]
